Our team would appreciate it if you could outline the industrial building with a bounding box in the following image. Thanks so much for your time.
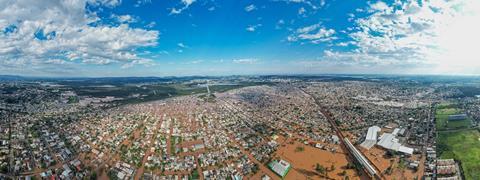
[360,126,381,149]
[377,133,414,155]
[392,127,406,137]
[268,159,291,178]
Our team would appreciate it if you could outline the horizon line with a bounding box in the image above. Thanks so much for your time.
[1,73,480,79]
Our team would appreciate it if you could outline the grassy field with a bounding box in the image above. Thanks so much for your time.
[436,102,456,109]
[69,82,270,106]
[447,118,473,129]
[436,108,461,115]
[438,130,480,180]
[435,103,470,130]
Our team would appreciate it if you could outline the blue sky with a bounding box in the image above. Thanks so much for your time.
[0,0,479,77]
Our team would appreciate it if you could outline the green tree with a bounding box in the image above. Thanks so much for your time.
[295,146,305,152]
[315,163,326,174]
[90,172,97,180]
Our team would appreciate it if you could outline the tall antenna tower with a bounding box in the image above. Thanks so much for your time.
[205,80,212,102]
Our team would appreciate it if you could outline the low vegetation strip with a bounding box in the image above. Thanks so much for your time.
[437,129,480,180]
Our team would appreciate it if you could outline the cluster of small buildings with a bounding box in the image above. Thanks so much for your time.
[110,162,136,180]
[2,77,468,179]
[88,94,272,178]
[301,80,444,179]
[436,159,462,180]
[0,82,106,179]
[0,123,8,174]
[302,81,434,133]
[424,147,437,178]
[202,165,241,179]
[464,99,480,124]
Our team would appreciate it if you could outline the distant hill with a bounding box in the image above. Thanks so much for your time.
[0,75,25,81]
[0,75,218,85]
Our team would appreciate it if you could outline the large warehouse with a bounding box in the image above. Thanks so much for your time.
[360,126,381,149]
[377,133,414,155]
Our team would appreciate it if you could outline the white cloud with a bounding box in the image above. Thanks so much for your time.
[298,29,335,42]
[121,59,155,69]
[45,59,70,65]
[134,0,151,7]
[275,19,285,29]
[296,23,320,33]
[170,0,197,15]
[244,4,257,12]
[145,21,156,28]
[232,58,258,64]
[298,7,306,15]
[277,0,325,10]
[176,43,188,53]
[159,50,169,55]
[368,1,389,12]
[88,0,122,7]
[182,0,195,5]
[0,0,159,71]
[347,13,355,22]
[113,14,136,23]
[246,24,262,32]
[326,0,480,74]
[355,8,364,12]
[288,23,336,43]
[184,60,203,64]
[177,43,187,48]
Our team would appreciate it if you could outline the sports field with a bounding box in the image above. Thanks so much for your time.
[435,103,470,130]
[438,130,480,180]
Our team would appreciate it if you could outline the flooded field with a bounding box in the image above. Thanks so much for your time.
[273,140,366,179]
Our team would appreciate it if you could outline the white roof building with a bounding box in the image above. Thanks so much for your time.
[261,175,271,180]
[269,159,291,177]
[392,128,400,136]
[360,126,381,150]
[377,133,413,155]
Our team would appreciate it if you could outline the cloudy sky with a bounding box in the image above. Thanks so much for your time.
[0,0,479,77]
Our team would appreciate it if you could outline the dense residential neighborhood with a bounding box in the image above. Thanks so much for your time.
[1,76,479,179]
